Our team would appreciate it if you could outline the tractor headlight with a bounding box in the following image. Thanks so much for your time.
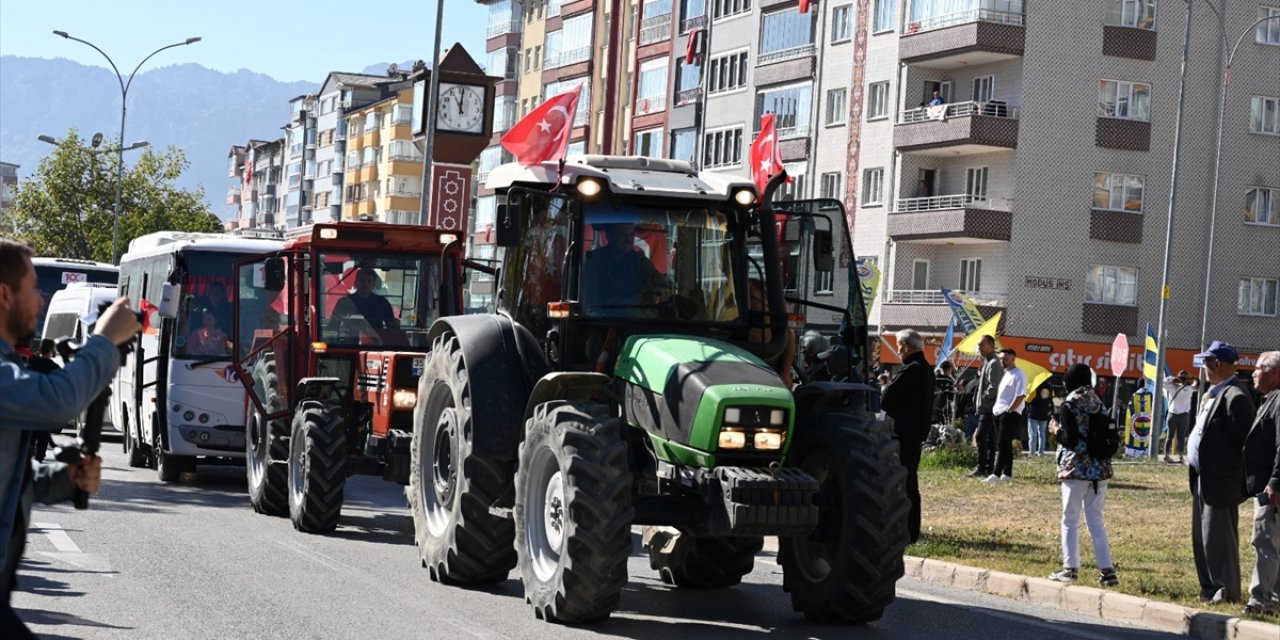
[577,177,604,200]
[392,389,418,410]
[718,429,747,449]
[733,188,757,207]
[753,430,784,450]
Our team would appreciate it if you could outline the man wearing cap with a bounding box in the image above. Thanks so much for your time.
[881,329,935,543]
[1243,351,1280,615]
[1163,370,1196,464]
[1188,341,1256,604]
[819,345,851,383]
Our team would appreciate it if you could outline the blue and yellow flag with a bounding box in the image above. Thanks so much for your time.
[1124,388,1155,457]
[1143,323,1159,391]
[942,288,986,333]
[856,259,880,316]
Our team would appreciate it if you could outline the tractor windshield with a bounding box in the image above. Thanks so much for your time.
[317,252,439,348]
[580,203,742,323]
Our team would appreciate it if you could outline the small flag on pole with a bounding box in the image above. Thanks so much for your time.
[499,85,582,166]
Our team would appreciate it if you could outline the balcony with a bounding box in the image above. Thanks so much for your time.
[888,193,1012,243]
[639,14,673,46]
[486,20,521,38]
[226,188,241,205]
[680,15,706,33]
[757,44,816,67]
[881,289,1007,328]
[894,101,1018,155]
[544,46,591,70]
[900,8,1025,69]
[675,86,702,107]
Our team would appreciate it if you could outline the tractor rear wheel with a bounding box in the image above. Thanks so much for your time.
[515,401,633,624]
[779,412,909,623]
[287,401,346,533]
[644,528,763,588]
[247,361,288,516]
[409,335,516,584]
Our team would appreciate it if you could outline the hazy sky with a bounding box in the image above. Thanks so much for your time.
[0,0,489,82]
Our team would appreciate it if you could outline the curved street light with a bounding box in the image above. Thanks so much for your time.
[38,133,150,153]
[52,30,201,263]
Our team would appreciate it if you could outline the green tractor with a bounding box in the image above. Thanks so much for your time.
[410,155,909,624]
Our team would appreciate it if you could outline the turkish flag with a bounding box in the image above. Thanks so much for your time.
[500,85,582,166]
[750,113,788,193]
[685,28,700,65]
[799,0,812,13]
[138,298,158,332]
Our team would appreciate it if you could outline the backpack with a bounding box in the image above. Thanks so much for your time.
[1083,412,1121,461]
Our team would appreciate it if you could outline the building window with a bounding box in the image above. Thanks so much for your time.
[820,172,841,199]
[862,168,884,206]
[703,126,744,168]
[1098,80,1151,121]
[972,75,995,103]
[776,162,807,201]
[760,8,815,59]
[960,258,982,292]
[1239,277,1279,316]
[712,0,750,20]
[832,5,853,42]
[488,47,519,80]
[825,88,848,126]
[545,13,593,69]
[636,58,669,115]
[1258,6,1280,45]
[676,58,702,98]
[708,50,749,94]
[965,167,988,200]
[873,0,896,32]
[1251,96,1279,135]
[1107,0,1157,29]
[911,259,930,290]
[1093,172,1145,212]
[867,81,890,120]
[635,128,665,158]
[671,128,697,163]
[1086,265,1138,306]
[1245,187,1279,225]
[755,82,813,139]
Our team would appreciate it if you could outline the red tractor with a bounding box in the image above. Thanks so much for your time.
[232,222,472,533]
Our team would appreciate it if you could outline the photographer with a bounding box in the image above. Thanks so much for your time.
[0,239,141,635]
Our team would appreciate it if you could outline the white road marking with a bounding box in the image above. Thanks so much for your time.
[273,539,360,574]
[31,521,80,552]
[898,586,1135,640]
[30,522,113,573]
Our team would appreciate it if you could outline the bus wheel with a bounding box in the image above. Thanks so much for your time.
[124,406,147,468]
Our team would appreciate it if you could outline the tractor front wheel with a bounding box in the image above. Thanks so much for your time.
[247,361,289,516]
[779,413,909,623]
[515,401,633,624]
[287,401,346,533]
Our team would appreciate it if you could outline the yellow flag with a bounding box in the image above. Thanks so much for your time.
[954,311,1003,355]
[1019,358,1053,397]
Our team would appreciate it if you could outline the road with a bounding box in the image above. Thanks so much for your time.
[13,441,1182,640]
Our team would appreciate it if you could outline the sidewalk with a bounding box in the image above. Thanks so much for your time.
[903,555,1280,640]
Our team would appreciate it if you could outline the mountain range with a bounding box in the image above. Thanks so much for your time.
[0,56,345,221]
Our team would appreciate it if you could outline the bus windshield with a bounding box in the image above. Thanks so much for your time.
[34,262,118,336]
[174,251,262,359]
[318,252,439,348]
[580,204,743,322]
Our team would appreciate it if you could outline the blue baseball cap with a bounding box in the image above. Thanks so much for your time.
[1196,340,1238,364]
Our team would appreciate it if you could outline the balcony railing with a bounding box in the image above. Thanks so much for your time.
[887,289,1007,306]
[675,86,703,106]
[778,124,810,141]
[544,46,592,70]
[392,190,422,198]
[389,152,422,162]
[639,14,673,45]
[904,7,1025,35]
[757,44,816,66]
[680,15,707,33]
[899,100,1017,123]
[895,193,1010,212]
[486,20,522,38]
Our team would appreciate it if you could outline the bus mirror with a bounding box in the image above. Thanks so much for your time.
[157,282,182,319]
[264,257,286,292]
[495,201,522,248]
[813,230,835,273]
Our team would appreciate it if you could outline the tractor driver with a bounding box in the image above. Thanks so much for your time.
[581,223,669,315]
[331,267,398,335]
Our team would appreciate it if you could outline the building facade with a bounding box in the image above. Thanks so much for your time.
[343,86,425,224]
[227,138,287,231]
[0,161,18,224]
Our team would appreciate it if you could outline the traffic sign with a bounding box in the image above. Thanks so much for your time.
[1110,333,1129,377]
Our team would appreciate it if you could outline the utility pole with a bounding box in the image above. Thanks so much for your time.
[418,0,446,226]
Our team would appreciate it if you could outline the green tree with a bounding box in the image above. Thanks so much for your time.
[2,129,223,263]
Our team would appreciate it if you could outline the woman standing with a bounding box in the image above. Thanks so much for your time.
[1027,388,1053,456]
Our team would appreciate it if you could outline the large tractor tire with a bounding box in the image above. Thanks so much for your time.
[644,527,764,588]
[409,335,516,585]
[515,401,633,624]
[247,360,289,516]
[779,412,910,623]
[287,401,347,533]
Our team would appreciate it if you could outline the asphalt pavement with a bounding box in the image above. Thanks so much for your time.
[12,439,1187,640]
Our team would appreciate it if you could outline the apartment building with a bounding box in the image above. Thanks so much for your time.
[343,86,426,224]
[227,138,287,231]
[281,95,318,228]
[0,161,18,223]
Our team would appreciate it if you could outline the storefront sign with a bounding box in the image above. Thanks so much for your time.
[1025,276,1072,291]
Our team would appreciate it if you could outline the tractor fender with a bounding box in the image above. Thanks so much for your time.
[426,315,548,459]
[522,372,614,423]
[792,381,881,425]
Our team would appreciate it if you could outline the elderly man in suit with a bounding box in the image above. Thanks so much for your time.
[1243,350,1280,615]
[1188,341,1256,603]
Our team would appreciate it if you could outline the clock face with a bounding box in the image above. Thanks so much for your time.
[437,83,485,134]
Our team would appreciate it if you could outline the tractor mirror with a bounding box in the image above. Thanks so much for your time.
[263,257,286,292]
[783,218,803,243]
[813,230,835,273]
[156,282,182,319]
[495,201,522,248]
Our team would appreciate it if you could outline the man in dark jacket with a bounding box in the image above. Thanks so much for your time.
[881,328,935,544]
[1243,351,1280,614]
[969,335,1003,477]
[1188,341,1256,604]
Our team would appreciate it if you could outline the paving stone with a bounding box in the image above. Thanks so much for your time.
[920,558,955,585]
[1139,601,1190,635]
[903,555,925,579]
[1233,618,1280,640]
[1100,591,1148,624]
[1023,577,1064,607]
[953,564,989,591]
[1188,612,1234,640]
[982,570,1026,598]
[1062,585,1104,616]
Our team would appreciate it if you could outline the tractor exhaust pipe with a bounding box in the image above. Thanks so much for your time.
[751,171,793,364]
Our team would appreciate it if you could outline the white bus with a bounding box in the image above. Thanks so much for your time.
[32,257,119,344]
[112,232,282,481]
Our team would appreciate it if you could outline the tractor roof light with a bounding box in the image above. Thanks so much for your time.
[577,177,604,200]
[733,188,757,207]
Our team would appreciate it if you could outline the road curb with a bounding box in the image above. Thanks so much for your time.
[902,555,1280,638]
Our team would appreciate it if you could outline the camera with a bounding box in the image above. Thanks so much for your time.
[1260,493,1273,507]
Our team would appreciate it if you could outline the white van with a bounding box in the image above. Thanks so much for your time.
[40,282,120,433]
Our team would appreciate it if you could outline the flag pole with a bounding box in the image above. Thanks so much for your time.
[418,0,446,226]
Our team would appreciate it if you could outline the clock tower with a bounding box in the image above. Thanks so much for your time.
[409,45,499,231]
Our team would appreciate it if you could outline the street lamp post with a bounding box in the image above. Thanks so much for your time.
[39,134,150,155]
[52,31,201,264]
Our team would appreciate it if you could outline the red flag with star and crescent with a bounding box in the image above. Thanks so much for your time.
[750,113,789,193]
[500,85,582,167]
